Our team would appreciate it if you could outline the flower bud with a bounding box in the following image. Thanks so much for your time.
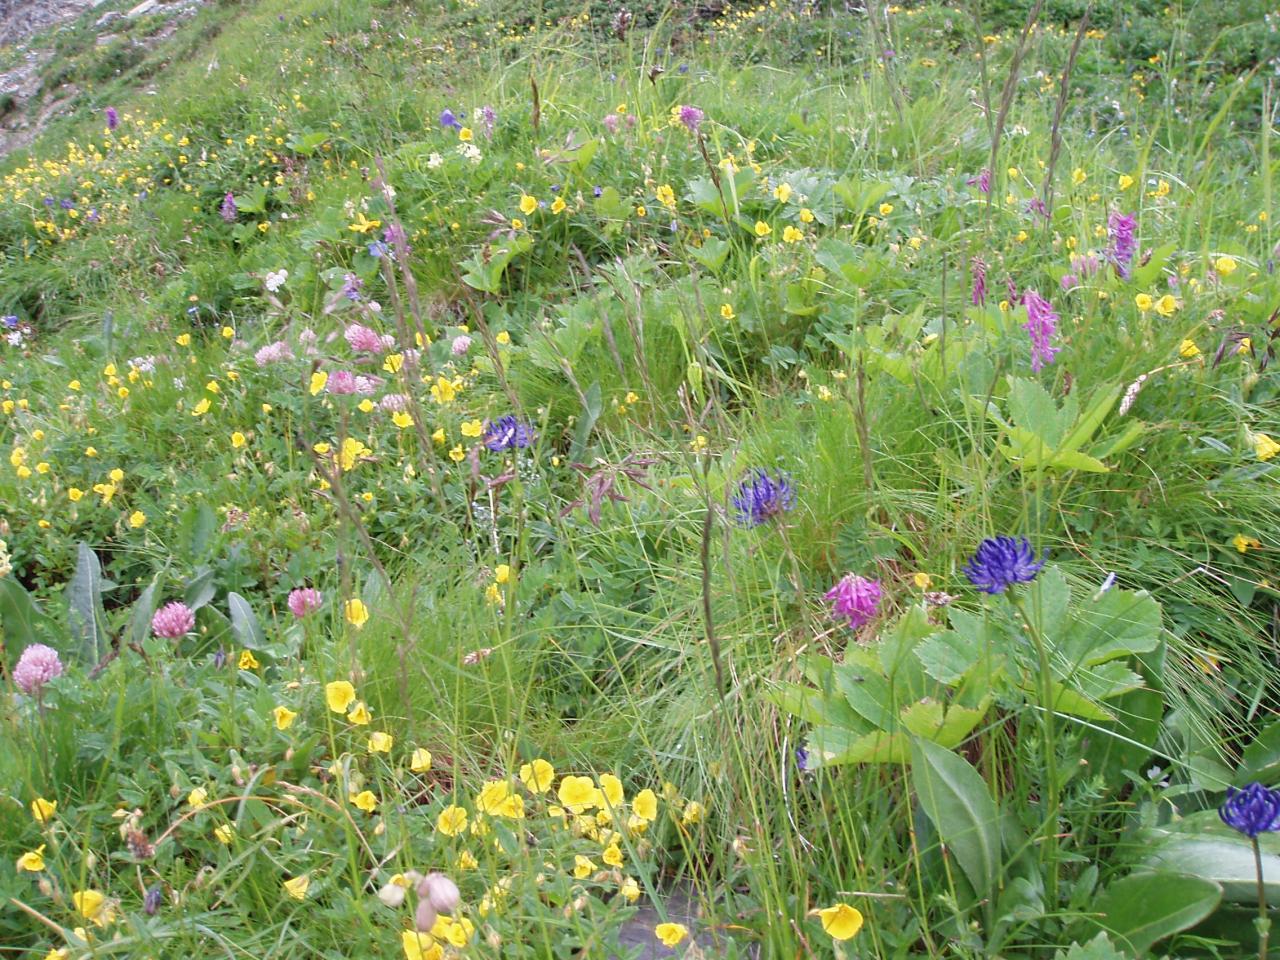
[377,881,406,908]
[414,899,437,932]
[420,872,461,915]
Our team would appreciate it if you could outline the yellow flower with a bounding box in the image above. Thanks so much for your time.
[392,412,413,429]
[799,207,815,223]
[437,804,468,836]
[878,202,894,216]
[496,330,511,345]
[128,511,146,529]
[656,184,675,207]
[188,787,209,808]
[176,333,192,347]
[273,705,297,730]
[339,437,370,471]
[654,923,688,947]
[430,376,458,405]
[511,217,524,230]
[598,773,624,808]
[818,903,864,940]
[368,731,394,753]
[351,790,378,812]
[782,225,803,243]
[431,427,446,445]
[1215,255,1237,276]
[1154,294,1178,317]
[84,446,97,457]
[573,854,596,879]
[620,876,641,902]
[520,758,554,793]
[603,844,624,867]
[283,875,310,900]
[348,212,382,234]
[73,890,107,921]
[345,598,370,628]
[551,196,567,214]
[753,220,771,238]
[238,649,260,670]
[325,680,356,713]
[16,845,45,872]
[1254,433,1280,462]
[1071,167,1086,185]
[461,419,483,438]
[411,748,433,773]
[558,775,598,813]
[309,371,328,395]
[1134,293,1153,312]
[1233,534,1262,554]
[1179,339,1201,359]
[231,432,246,448]
[449,444,465,462]
[221,325,235,339]
[774,182,793,203]
[720,303,735,320]
[632,788,657,822]
[494,564,511,584]
[458,126,473,142]
[347,701,372,725]
[401,930,442,960]
[456,850,478,870]
[31,797,56,823]
[1118,174,1135,190]
[519,194,538,216]
[383,353,404,374]
[681,800,704,824]
[214,824,236,844]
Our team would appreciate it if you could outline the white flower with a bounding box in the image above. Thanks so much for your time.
[265,269,289,292]
[427,152,444,169]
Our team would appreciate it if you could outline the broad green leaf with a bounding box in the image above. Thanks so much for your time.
[0,577,53,651]
[1236,717,1280,785]
[901,700,989,747]
[1054,933,1137,960]
[1008,377,1071,450]
[127,574,162,647]
[689,237,729,273]
[834,658,896,731]
[67,543,106,664]
[1144,813,1280,902]
[1088,872,1221,956]
[1058,383,1120,455]
[910,737,1001,901]
[1036,680,1114,721]
[228,592,265,650]
[1062,587,1162,667]
[184,566,217,611]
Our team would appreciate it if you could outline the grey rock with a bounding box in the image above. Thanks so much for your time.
[125,0,158,18]
[95,10,123,28]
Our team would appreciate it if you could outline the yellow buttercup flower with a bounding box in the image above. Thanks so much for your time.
[436,804,468,836]
[392,412,413,429]
[557,775,598,813]
[1254,433,1280,462]
[401,930,441,960]
[309,371,328,395]
[1134,293,1153,312]
[273,705,297,730]
[188,787,209,808]
[753,220,771,238]
[1179,339,1200,358]
[632,788,657,822]
[214,824,236,844]
[818,903,864,940]
[283,875,310,900]
[620,876,640,902]
[231,431,246,448]
[351,790,378,812]
[345,598,369,628]
[73,889,106,920]
[1119,174,1135,190]
[720,303,735,320]
[368,731,394,753]
[654,923,688,947]
[411,748,433,772]
[31,797,56,823]
[1233,534,1262,554]
[782,225,803,243]
[573,854,596,879]
[598,773,624,808]
[16,845,46,872]
[325,680,356,713]
[128,511,146,529]
[238,649,259,670]
[1154,294,1178,317]
[347,701,372,725]
[520,758,554,793]
[519,194,538,216]
[1215,255,1238,276]
[603,844,624,867]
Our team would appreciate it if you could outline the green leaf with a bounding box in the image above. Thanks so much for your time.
[0,577,53,651]
[570,381,603,461]
[1088,872,1221,956]
[185,566,217,611]
[910,737,1002,901]
[66,543,106,664]
[228,592,265,650]
[1053,932,1135,960]
[127,574,162,647]
[1236,717,1280,785]
[1007,377,1071,450]
[689,237,729,273]
[1062,587,1162,667]
[1058,383,1120,455]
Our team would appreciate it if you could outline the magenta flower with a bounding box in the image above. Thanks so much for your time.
[825,575,882,629]
[1022,290,1061,373]
[326,370,358,394]
[152,601,196,639]
[13,643,63,695]
[971,257,987,306]
[288,588,323,618]
[677,105,705,133]
[602,114,621,135]
[344,324,384,354]
[254,340,294,367]
[1107,211,1137,279]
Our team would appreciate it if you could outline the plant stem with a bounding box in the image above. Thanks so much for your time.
[1255,836,1271,960]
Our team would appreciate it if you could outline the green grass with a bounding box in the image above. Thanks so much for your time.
[0,0,1278,957]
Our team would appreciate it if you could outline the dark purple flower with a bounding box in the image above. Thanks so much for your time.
[105,107,119,131]
[593,185,603,198]
[59,199,74,210]
[1025,197,1049,220]
[483,415,534,452]
[1220,783,1280,838]
[367,240,389,258]
[144,885,163,916]
[678,64,689,74]
[966,168,991,194]
[1006,276,1020,305]
[1107,211,1137,279]
[676,104,704,134]
[1022,289,1061,372]
[220,192,237,223]
[731,469,795,527]
[971,257,987,306]
[796,747,809,772]
[963,536,1046,594]
[42,196,55,207]
[439,109,462,131]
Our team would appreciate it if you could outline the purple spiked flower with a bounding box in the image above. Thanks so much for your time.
[963,537,1046,594]
[1021,290,1061,372]
[971,257,988,306]
[825,574,882,629]
[483,415,534,452]
[731,469,795,527]
[966,168,991,194]
[1220,783,1280,838]
[220,192,237,223]
[13,644,64,695]
[1107,211,1137,279]
[105,107,119,131]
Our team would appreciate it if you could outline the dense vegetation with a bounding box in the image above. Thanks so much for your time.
[1,0,1278,957]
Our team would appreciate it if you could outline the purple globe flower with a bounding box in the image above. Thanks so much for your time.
[731,469,795,527]
[152,601,196,639]
[13,644,64,695]
[676,104,704,133]
[825,574,882,629]
[1220,783,1280,838]
[963,537,1046,594]
[483,416,533,452]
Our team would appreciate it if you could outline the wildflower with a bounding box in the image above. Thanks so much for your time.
[73,890,108,921]
[519,194,538,216]
[220,193,237,223]
[620,876,641,902]
[970,257,987,306]
[1021,290,1061,372]
[966,168,991,193]
[16,845,45,872]
[238,650,260,671]
[309,371,328,395]
[520,759,555,793]
[439,108,462,130]
[369,731,394,753]
[963,536,1046,594]
[633,788,658,821]
[411,748,433,772]
[1154,294,1178,317]
[753,220,772,238]
[1233,534,1262,554]
[450,334,472,356]
[458,126,473,142]
[264,269,288,292]
[731,469,795,527]
[31,797,56,823]
[1179,339,1201,358]
[437,804,468,836]
[288,587,323,618]
[152,601,196,639]
[325,680,356,713]
[214,824,236,844]
[573,855,596,879]
[676,104,704,133]
[348,701,372,724]
[13,644,63,695]
[345,324,384,353]
[817,904,864,940]
[1255,433,1280,462]
[351,790,378,812]
[401,931,436,960]
[1135,293,1153,312]
[720,303,735,320]
[273,705,297,730]
[782,225,804,243]
[1106,211,1137,278]
[430,376,458,405]
[483,416,534,452]
[1220,783,1280,838]
[1214,255,1237,276]
[558,775,598,813]
[825,575,882,629]
[282,875,310,900]
[104,107,119,130]
[655,923,688,947]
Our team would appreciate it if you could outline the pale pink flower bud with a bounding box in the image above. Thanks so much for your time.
[421,872,460,915]
[414,899,437,932]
